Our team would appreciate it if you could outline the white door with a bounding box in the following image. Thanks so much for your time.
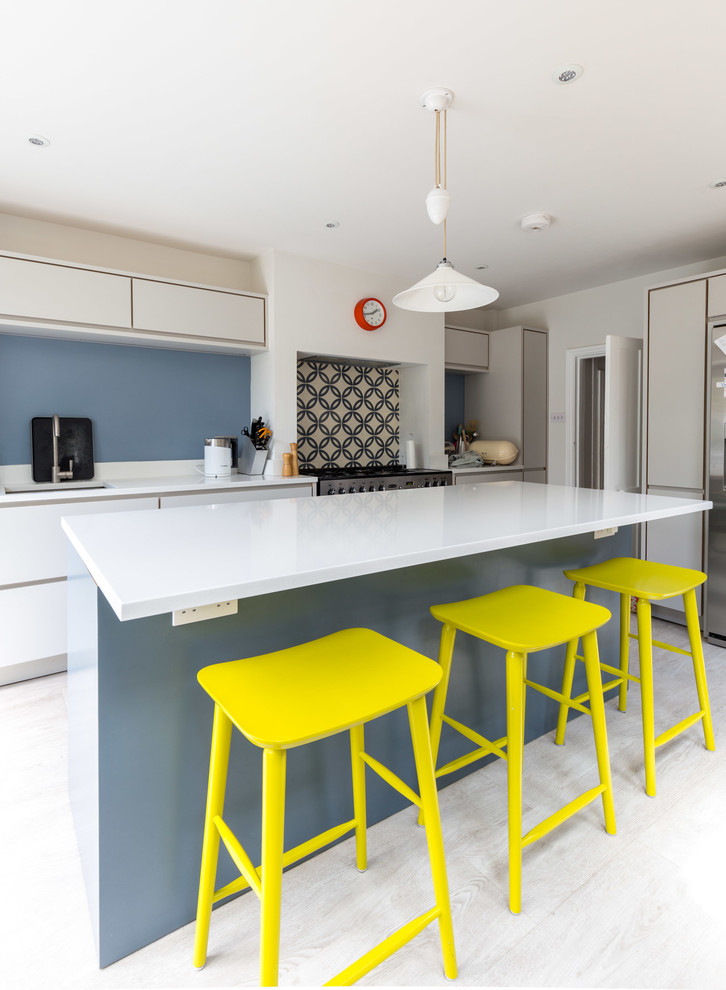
[603,335,642,492]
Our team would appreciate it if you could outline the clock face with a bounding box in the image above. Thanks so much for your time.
[355,297,387,331]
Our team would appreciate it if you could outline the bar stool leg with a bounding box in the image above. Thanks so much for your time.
[554,636,578,746]
[407,696,458,980]
[193,705,233,970]
[260,748,287,988]
[418,623,456,827]
[683,589,716,751]
[618,592,631,712]
[349,724,368,871]
[429,623,457,769]
[555,580,586,746]
[636,597,657,797]
[505,649,525,915]
[581,630,616,834]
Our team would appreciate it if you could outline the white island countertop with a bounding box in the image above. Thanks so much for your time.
[62,481,711,622]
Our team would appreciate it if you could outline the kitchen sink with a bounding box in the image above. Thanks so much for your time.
[3,481,110,493]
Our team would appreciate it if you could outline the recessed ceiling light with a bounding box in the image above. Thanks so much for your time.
[324,221,340,228]
[28,134,50,147]
[554,64,583,84]
[710,180,726,188]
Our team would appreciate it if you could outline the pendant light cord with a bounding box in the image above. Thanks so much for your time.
[434,109,449,259]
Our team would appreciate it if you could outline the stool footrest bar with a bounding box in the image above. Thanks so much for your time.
[436,745,499,778]
[360,752,421,809]
[324,906,441,986]
[211,817,357,904]
[525,678,591,715]
[442,713,508,760]
[650,638,693,658]
[213,815,262,899]
[654,710,706,749]
[522,784,607,849]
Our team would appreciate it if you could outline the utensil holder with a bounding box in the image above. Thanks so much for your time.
[238,436,268,475]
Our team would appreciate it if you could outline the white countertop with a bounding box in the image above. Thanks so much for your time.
[61,481,711,622]
[0,472,313,505]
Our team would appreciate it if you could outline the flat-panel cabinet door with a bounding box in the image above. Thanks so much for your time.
[0,256,132,327]
[522,329,547,469]
[708,274,726,318]
[0,497,158,585]
[645,486,704,613]
[647,280,706,490]
[0,581,66,669]
[444,327,489,370]
[132,278,266,344]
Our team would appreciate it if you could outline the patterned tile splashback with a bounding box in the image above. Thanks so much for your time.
[297,359,400,469]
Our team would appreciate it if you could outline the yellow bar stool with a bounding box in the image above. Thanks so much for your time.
[192,627,457,987]
[428,584,615,915]
[555,557,716,797]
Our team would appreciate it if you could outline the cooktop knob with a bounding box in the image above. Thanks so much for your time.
[349,485,356,493]
[358,485,366,493]
[338,487,345,494]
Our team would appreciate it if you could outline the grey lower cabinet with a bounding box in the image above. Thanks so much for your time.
[464,325,548,479]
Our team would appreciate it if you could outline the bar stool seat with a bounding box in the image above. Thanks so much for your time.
[428,584,616,915]
[556,557,715,797]
[193,627,457,987]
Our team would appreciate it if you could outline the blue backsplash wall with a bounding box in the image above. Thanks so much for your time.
[444,373,466,444]
[0,335,251,464]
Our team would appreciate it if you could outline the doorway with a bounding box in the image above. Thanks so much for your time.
[577,353,606,488]
[566,336,642,491]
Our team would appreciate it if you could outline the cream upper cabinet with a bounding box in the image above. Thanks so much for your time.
[646,280,706,490]
[0,255,131,327]
[708,274,726,318]
[445,325,489,371]
[132,278,266,345]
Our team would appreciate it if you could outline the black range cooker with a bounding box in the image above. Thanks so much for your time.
[301,464,452,496]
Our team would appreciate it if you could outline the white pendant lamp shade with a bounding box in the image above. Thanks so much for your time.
[393,259,499,312]
[426,185,450,224]
[393,87,499,314]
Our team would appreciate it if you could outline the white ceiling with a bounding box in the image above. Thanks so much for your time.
[3,0,726,309]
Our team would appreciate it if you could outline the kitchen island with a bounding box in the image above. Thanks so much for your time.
[62,481,710,966]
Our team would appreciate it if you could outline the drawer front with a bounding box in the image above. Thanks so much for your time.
[0,581,66,667]
[0,497,158,586]
[159,485,313,508]
[132,279,266,344]
[0,255,132,327]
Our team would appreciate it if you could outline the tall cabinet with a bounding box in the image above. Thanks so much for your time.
[465,326,548,482]
[644,272,726,617]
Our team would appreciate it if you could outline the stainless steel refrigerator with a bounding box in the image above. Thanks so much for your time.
[706,320,726,642]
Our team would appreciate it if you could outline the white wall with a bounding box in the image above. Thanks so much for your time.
[492,254,726,484]
[251,249,446,474]
[0,212,252,289]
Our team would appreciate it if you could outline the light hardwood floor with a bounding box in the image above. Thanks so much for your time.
[2,617,725,989]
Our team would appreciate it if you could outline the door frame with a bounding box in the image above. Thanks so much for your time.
[565,343,605,487]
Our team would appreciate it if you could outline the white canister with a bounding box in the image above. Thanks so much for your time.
[405,438,417,470]
[203,437,233,478]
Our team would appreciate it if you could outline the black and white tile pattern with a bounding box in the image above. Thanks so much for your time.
[297,359,400,469]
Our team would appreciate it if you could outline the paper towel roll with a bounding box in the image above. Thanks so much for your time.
[405,439,417,469]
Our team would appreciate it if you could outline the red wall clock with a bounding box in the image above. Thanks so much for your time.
[354,297,387,331]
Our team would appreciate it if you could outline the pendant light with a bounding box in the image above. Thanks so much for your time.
[393,88,499,313]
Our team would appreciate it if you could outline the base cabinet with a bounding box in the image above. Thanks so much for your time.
[0,484,314,683]
[645,486,705,614]
[454,470,523,484]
